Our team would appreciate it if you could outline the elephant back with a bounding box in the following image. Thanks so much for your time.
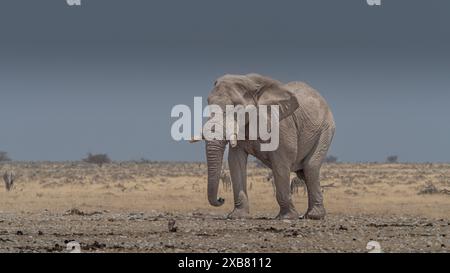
[283,81,332,130]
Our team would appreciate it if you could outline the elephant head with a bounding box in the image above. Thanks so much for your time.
[204,74,299,207]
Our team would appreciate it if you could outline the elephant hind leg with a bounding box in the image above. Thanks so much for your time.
[302,126,334,220]
[303,166,326,220]
[295,169,308,195]
[272,163,299,220]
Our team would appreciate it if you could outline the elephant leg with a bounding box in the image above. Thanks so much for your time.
[303,165,325,220]
[303,127,334,220]
[227,147,250,219]
[272,163,299,220]
[296,169,309,197]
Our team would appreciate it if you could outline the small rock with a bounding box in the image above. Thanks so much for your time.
[338,225,348,231]
[168,219,177,232]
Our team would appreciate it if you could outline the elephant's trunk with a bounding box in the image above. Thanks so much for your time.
[206,139,227,207]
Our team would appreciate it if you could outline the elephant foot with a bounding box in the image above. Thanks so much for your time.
[227,208,250,219]
[304,205,326,220]
[275,208,300,220]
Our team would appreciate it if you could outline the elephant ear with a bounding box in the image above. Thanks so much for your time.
[254,82,299,121]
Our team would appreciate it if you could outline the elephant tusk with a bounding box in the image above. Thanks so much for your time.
[190,133,205,143]
[190,137,204,143]
[230,133,238,148]
[225,120,239,148]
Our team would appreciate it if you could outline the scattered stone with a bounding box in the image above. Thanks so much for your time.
[64,208,102,216]
[84,241,107,250]
[168,219,178,232]
[339,225,348,231]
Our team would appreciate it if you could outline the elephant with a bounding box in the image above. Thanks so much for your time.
[200,73,335,220]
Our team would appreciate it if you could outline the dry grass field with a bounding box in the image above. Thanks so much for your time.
[0,162,449,253]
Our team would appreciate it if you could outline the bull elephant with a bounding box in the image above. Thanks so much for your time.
[198,73,335,220]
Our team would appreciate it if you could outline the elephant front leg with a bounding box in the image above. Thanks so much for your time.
[272,165,299,220]
[227,147,250,219]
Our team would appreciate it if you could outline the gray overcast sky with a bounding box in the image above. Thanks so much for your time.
[0,0,449,162]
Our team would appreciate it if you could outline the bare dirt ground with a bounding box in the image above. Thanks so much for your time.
[0,162,449,253]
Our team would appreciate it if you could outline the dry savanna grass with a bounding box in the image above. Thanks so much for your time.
[1,162,449,219]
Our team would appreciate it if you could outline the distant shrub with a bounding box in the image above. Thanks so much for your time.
[139,158,155,164]
[0,151,11,162]
[418,181,439,195]
[386,155,398,164]
[82,153,111,167]
[324,155,338,164]
[418,181,450,195]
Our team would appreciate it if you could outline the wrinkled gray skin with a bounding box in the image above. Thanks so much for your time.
[205,74,335,220]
